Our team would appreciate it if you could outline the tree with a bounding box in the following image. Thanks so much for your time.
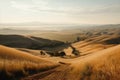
[40,51,45,55]
[70,45,80,56]
[72,48,80,56]
[59,51,66,57]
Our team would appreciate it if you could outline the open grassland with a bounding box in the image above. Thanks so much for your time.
[70,45,120,80]
[23,45,120,80]
[0,45,58,80]
[28,25,120,42]
[0,25,120,80]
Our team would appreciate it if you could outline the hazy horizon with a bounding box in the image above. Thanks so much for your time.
[0,0,120,25]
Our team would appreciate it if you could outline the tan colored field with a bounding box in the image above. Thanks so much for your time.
[23,45,120,80]
[22,31,120,80]
[70,45,120,80]
[30,32,79,42]
[0,25,120,80]
[0,45,58,80]
[28,25,120,42]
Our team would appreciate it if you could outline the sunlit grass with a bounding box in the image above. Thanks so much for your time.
[0,45,58,80]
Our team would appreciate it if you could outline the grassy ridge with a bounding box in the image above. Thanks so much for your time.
[70,45,120,80]
[0,45,58,80]
[0,35,65,50]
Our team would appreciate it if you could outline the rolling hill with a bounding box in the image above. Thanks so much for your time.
[0,45,58,80]
[0,24,120,80]
[23,45,120,80]
[21,26,120,80]
[0,35,65,50]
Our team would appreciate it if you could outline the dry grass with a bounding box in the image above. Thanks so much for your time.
[23,45,120,80]
[70,45,120,80]
[0,45,58,80]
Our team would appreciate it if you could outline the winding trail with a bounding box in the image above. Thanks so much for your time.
[22,63,71,80]
[22,45,120,80]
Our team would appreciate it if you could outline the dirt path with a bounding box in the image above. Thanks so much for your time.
[22,45,120,80]
[22,63,71,80]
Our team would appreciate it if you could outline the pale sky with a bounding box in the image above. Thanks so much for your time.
[0,0,120,24]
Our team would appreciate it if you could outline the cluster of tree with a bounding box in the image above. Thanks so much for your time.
[41,50,66,57]
[70,45,80,56]
[73,36,87,43]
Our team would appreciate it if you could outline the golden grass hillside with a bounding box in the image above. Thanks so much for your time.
[72,34,120,55]
[69,45,120,80]
[22,45,120,80]
[0,45,58,80]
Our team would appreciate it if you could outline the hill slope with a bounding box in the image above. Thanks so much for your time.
[0,45,58,80]
[0,35,65,50]
[23,45,120,80]
[71,34,120,55]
